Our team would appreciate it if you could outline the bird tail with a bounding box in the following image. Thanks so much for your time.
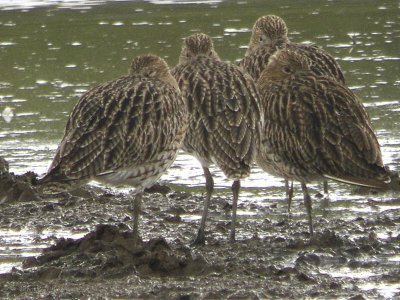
[37,168,85,194]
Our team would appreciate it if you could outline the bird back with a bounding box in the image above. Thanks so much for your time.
[259,73,388,186]
[40,75,187,191]
[173,56,262,180]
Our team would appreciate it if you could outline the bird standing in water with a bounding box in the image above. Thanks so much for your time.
[173,33,262,245]
[256,49,398,236]
[239,14,346,209]
[39,54,188,246]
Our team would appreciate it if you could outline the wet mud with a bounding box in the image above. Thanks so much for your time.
[0,165,399,299]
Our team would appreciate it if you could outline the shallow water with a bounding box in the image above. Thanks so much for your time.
[0,228,86,273]
[0,0,400,298]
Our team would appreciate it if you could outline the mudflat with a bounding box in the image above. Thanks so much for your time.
[0,169,399,299]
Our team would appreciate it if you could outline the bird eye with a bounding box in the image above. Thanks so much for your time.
[282,66,291,74]
[259,36,263,42]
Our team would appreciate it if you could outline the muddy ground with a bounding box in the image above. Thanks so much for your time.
[0,168,399,299]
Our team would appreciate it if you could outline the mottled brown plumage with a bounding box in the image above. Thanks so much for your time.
[239,14,345,209]
[256,49,397,235]
[239,15,345,83]
[40,54,188,245]
[172,33,262,244]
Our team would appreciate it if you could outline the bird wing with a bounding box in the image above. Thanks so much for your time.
[43,76,185,183]
[174,57,262,179]
[237,47,275,81]
[290,43,346,84]
[238,43,345,85]
[262,74,388,186]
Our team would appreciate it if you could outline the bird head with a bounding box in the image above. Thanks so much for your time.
[247,15,289,54]
[179,33,220,63]
[130,54,169,78]
[130,54,178,88]
[258,48,311,85]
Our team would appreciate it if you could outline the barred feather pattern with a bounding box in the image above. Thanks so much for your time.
[256,50,389,187]
[292,43,345,84]
[238,46,276,82]
[40,55,188,192]
[173,56,262,180]
[239,43,345,84]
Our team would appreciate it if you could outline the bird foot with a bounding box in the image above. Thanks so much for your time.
[190,230,206,247]
[230,232,236,243]
[132,234,144,248]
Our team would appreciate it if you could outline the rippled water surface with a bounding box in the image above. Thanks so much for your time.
[0,0,400,297]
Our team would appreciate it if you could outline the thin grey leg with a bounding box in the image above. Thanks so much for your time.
[321,180,330,215]
[132,192,143,247]
[191,167,214,246]
[230,180,240,242]
[286,179,294,213]
[323,180,329,194]
[300,182,314,236]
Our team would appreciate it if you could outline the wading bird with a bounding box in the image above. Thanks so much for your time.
[256,48,398,236]
[172,33,262,245]
[239,14,346,209]
[39,54,188,246]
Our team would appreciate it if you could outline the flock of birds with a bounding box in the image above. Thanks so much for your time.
[37,15,399,246]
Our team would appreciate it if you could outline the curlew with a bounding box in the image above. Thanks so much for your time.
[256,48,398,236]
[172,33,262,245]
[39,54,188,246]
[239,14,346,209]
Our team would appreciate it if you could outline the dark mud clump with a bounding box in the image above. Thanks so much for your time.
[0,168,40,203]
[22,224,211,279]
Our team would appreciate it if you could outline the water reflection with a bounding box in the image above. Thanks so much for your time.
[0,0,122,10]
[0,228,87,273]
[148,0,222,4]
[1,106,15,123]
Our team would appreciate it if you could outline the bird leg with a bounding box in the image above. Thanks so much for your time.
[300,182,314,236]
[285,179,294,213]
[230,180,240,242]
[323,180,329,195]
[321,180,330,215]
[132,191,143,247]
[191,167,214,246]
